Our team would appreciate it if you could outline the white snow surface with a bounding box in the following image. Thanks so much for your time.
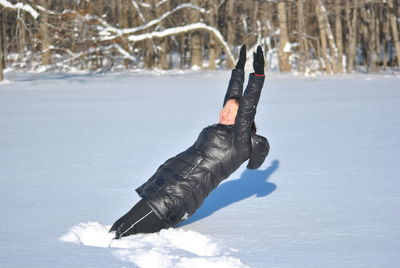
[59,222,246,267]
[1,70,400,267]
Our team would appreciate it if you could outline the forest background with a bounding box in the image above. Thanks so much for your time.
[1,0,399,81]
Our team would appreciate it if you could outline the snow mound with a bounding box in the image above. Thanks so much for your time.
[60,222,248,268]
[59,222,114,247]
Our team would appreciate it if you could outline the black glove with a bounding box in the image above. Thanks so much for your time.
[235,44,246,70]
[253,46,265,75]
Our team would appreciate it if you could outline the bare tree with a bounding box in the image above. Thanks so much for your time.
[335,0,344,73]
[207,0,217,70]
[39,0,51,66]
[156,0,171,70]
[346,0,359,73]
[277,1,291,72]
[382,6,390,70]
[297,0,309,73]
[316,0,331,73]
[120,0,133,69]
[144,0,157,69]
[388,0,400,67]
[315,0,339,74]
[0,14,4,81]
[226,0,235,48]
[191,0,203,68]
[0,0,398,75]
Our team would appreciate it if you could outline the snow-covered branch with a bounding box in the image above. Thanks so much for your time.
[99,3,206,39]
[35,4,74,15]
[0,0,39,19]
[125,22,234,66]
[156,0,168,7]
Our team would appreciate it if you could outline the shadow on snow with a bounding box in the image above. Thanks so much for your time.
[179,159,280,226]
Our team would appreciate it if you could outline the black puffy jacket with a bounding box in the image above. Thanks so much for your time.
[136,69,269,227]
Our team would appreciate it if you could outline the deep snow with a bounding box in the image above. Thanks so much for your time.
[0,70,399,267]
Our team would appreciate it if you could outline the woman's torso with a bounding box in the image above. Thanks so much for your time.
[136,124,241,225]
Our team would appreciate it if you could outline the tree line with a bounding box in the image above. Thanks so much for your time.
[1,0,399,81]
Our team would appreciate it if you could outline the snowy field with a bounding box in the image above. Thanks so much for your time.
[1,70,399,267]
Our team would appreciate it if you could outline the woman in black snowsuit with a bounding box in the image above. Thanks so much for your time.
[110,45,269,239]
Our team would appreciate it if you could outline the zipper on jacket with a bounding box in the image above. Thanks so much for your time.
[182,156,203,179]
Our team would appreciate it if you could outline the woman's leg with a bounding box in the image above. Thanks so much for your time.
[110,199,165,239]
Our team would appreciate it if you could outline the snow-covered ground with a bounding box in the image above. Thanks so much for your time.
[1,70,399,267]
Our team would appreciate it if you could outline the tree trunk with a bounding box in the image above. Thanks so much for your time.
[191,32,202,68]
[375,5,381,72]
[157,0,170,70]
[40,0,51,66]
[0,10,5,81]
[144,1,157,69]
[226,0,235,47]
[0,52,3,81]
[0,19,4,82]
[297,0,309,73]
[252,3,260,45]
[321,0,338,73]
[120,0,132,69]
[335,0,343,72]
[388,0,400,67]
[370,3,379,72]
[258,0,270,70]
[190,0,202,68]
[347,0,358,73]
[179,34,186,69]
[17,11,26,63]
[383,9,390,70]
[316,0,332,73]
[277,1,291,72]
[359,4,369,69]
[207,0,217,70]
[88,0,103,70]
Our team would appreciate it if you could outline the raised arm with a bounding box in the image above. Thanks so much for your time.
[234,46,265,152]
[223,45,246,106]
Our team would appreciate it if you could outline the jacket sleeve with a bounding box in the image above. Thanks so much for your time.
[234,74,265,154]
[223,69,245,106]
[247,134,270,169]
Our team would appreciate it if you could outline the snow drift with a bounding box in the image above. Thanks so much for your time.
[60,222,248,268]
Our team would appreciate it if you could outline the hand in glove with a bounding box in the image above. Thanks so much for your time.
[253,46,265,75]
[235,44,247,70]
[223,44,246,106]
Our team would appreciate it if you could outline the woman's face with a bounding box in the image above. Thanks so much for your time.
[219,99,239,125]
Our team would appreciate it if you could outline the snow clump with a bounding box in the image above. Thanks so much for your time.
[60,222,248,268]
